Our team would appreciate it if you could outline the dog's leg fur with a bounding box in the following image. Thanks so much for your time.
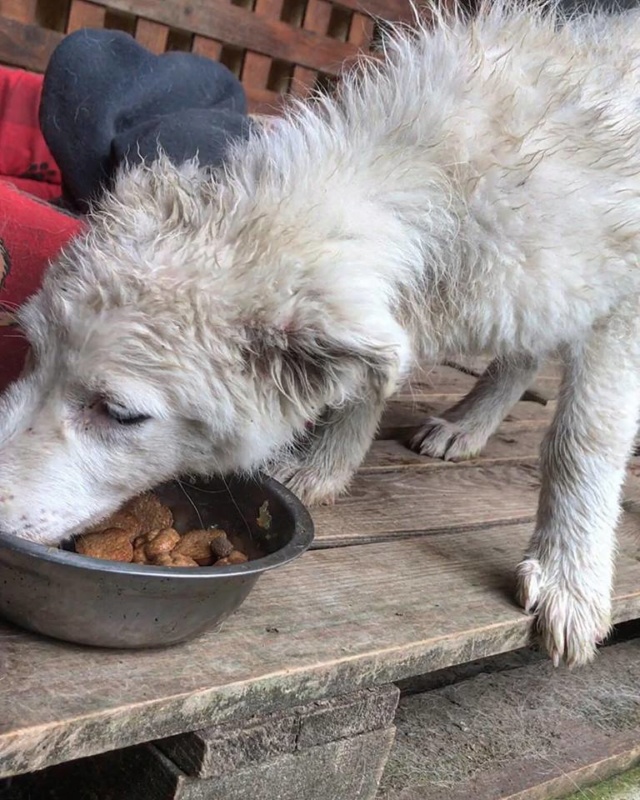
[411,354,539,461]
[517,306,640,666]
[272,396,386,505]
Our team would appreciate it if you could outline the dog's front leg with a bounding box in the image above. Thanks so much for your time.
[411,354,539,461]
[272,396,385,506]
[517,313,640,667]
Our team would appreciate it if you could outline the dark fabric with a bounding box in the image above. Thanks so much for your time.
[40,28,252,211]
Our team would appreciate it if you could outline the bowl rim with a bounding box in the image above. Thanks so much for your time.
[0,476,314,579]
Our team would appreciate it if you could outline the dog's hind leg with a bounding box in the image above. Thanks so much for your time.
[517,307,640,667]
[270,396,386,506]
[410,354,539,461]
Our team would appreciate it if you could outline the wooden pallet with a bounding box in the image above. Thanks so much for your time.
[0,0,416,113]
[2,359,640,783]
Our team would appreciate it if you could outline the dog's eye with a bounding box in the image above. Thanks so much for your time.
[101,402,150,426]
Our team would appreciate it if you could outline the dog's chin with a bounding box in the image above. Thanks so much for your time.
[1,500,128,547]
[4,516,92,547]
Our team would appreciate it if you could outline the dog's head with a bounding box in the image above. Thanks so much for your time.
[0,158,396,544]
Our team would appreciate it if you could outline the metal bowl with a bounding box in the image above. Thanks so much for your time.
[0,475,313,649]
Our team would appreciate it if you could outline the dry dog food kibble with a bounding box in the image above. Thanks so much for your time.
[75,528,135,563]
[132,528,181,564]
[173,528,234,565]
[72,494,251,568]
[216,550,249,566]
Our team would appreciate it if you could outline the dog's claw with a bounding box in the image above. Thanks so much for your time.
[410,417,486,462]
[516,556,609,668]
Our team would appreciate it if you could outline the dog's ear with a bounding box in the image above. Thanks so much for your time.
[243,323,396,418]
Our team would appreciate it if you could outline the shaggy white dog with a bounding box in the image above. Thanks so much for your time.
[1,1,639,667]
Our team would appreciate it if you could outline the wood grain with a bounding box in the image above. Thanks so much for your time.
[241,0,285,97]
[383,639,640,800]
[67,0,107,31]
[0,0,38,23]
[292,0,333,96]
[378,398,554,444]
[135,17,170,53]
[363,428,546,472]
[446,357,563,403]
[1,516,640,778]
[191,35,223,61]
[0,16,62,73]
[311,463,544,546]
[97,0,360,75]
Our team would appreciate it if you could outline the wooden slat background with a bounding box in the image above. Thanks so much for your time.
[0,0,416,114]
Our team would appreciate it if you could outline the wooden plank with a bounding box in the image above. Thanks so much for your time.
[348,11,375,48]
[445,357,563,402]
[312,461,640,547]
[0,0,38,23]
[323,0,411,20]
[241,0,285,95]
[292,0,332,96]
[378,398,555,441]
[0,16,62,72]
[67,0,106,30]
[363,428,546,472]
[400,363,557,406]
[311,463,544,546]
[2,515,640,777]
[99,0,360,75]
[135,18,170,53]
[398,364,477,401]
[450,356,564,383]
[192,35,223,61]
[246,85,285,115]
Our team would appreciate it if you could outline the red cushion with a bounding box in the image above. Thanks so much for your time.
[0,66,61,201]
[0,181,82,389]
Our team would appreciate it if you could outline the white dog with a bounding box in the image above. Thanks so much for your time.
[1,1,639,667]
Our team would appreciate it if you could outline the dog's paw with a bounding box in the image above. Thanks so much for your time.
[410,417,486,461]
[516,557,611,668]
[284,468,351,506]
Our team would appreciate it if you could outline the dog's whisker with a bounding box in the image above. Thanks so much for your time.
[176,478,205,529]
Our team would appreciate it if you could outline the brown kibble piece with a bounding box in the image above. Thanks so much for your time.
[154,553,199,567]
[173,528,233,566]
[75,528,134,563]
[132,528,181,564]
[122,494,173,533]
[215,550,249,566]
[85,511,141,540]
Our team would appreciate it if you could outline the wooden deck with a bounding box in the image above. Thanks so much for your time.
[2,361,640,779]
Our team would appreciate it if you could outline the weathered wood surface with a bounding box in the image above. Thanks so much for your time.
[379,397,554,441]
[1,356,634,784]
[0,16,61,73]
[363,430,546,472]
[379,638,640,800]
[1,686,399,799]
[156,685,400,778]
[311,464,543,546]
[1,513,640,778]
